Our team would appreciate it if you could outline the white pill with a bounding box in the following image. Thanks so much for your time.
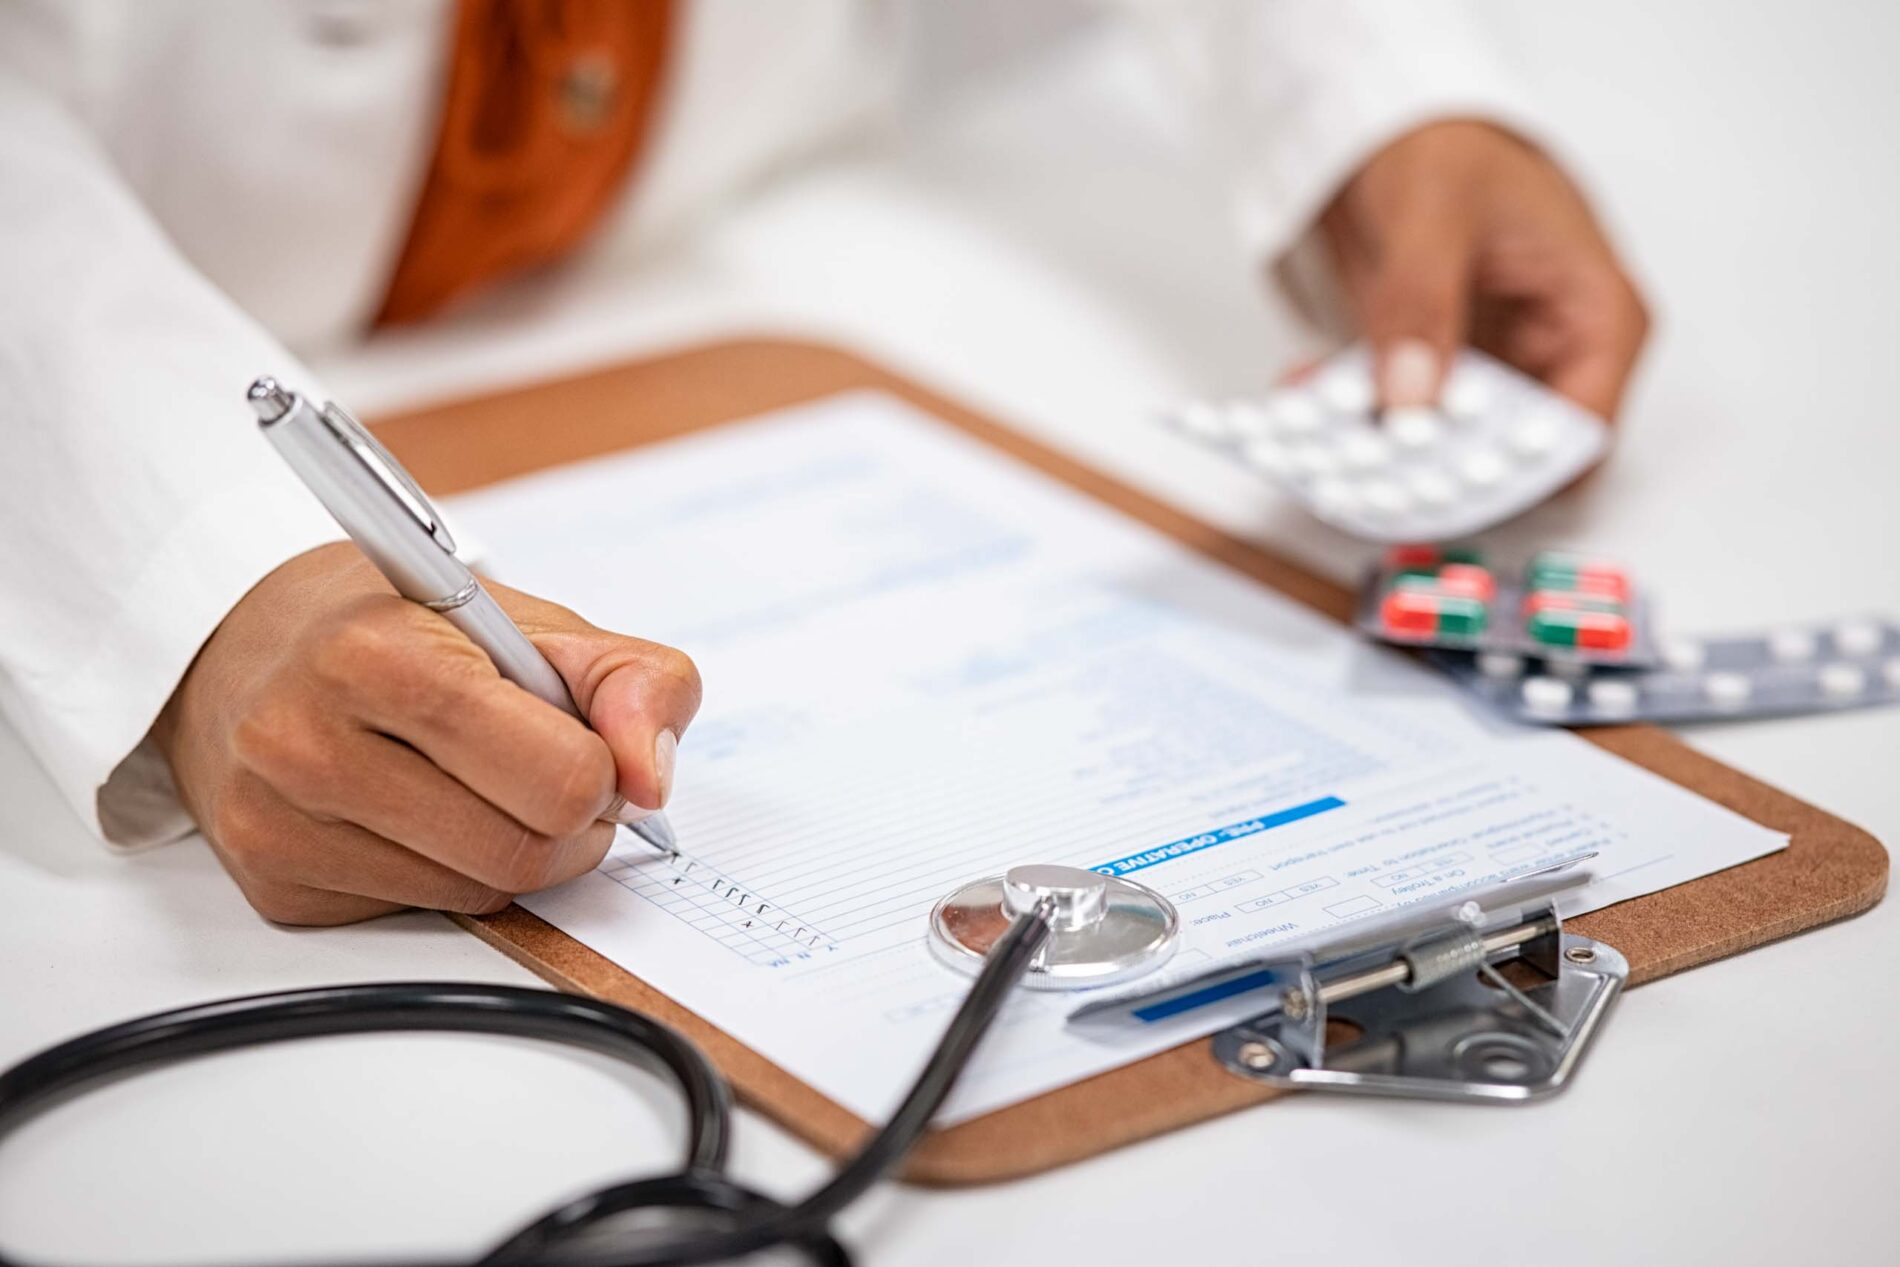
[1226,402,1277,439]
[1289,444,1340,478]
[1588,678,1640,716]
[1662,638,1707,671]
[1317,370,1374,414]
[1385,406,1446,450]
[1240,438,1292,477]
[1310,478,1362,517]
[1505,413,1562,461]
[1885,657,1900,689]
[1456,446,1508,489]
[1546,657,1591,680]
[1478,651,1525,679]
[1769,628,1817,662]
[1406,467,1460,508]
[1175,402,1228,439]
[1834,618,1885,657]
[1703,672,1753,708]
[1521,676,1574,714]
[1818,662,1867,699]
[1338,430,1393,470]
[1359,479,1412,517]
[1442,370,1491,420]
[1269,392,1326,436]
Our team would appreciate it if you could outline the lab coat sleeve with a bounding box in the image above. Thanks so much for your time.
[0,74,343,847]
[1122,0,1552,332]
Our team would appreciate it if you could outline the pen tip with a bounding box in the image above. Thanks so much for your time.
[628,811,678,854]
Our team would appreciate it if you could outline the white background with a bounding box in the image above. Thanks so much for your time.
[2,3,1895,1263]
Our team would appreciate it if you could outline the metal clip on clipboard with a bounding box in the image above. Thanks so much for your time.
[1067,865,1627,1103]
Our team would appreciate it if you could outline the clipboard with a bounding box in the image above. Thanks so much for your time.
[369,337,1888,1185]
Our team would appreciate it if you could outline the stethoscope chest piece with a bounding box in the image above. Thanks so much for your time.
[929,864,1180,989]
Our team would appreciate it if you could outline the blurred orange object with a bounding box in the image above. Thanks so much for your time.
[376,0,675,325]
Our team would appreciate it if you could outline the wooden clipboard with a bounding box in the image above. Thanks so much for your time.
[370,337,1888,1185]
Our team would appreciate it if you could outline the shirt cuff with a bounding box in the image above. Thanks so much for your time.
[62,485,343,847]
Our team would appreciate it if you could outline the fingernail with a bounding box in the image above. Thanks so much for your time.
[653,729,678,808]
[1379,338,1441,408]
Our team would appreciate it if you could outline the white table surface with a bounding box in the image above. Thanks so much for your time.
[4,4,1896,1264]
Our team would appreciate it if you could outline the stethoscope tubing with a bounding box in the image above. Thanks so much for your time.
[0,984,730,1173]
[0,909,1054,1267]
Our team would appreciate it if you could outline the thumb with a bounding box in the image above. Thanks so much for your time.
[500,587,704,814]
[1360,222,1474,409]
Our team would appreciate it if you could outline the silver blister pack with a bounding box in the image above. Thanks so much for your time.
[1161,344,1608,542]
[1428,616,1900,726]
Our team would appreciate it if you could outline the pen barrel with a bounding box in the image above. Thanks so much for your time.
[261,399,469,602]
[439,586,584,721]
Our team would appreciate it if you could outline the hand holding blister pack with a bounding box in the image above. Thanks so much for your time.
[1165,344,1608,541]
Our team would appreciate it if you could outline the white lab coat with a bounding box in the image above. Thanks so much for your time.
[0,0,1539,846]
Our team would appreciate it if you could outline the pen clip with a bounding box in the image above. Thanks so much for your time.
[318,402,458,554]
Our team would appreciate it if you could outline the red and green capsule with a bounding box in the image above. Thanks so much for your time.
[1524,592,1631,650]
[1381,590,1487,639]
[1524,551,1630,603]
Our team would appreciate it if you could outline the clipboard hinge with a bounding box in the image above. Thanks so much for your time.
[1210,899,1627,1103]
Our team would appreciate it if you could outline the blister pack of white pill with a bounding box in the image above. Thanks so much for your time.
[1164,344,1609,542]
[1427,616,1900,726]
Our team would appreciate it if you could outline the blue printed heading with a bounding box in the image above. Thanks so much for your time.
[1092,796,1346,877]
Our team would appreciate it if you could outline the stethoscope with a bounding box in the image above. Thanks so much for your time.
[0,865,1179,1267]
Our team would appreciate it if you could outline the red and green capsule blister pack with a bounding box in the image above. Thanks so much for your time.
[1359,546,1657,665]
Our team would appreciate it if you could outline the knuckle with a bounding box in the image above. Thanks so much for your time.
[573,822,616,873]
[491,823,564,893]
[231,699,320,781]
[529,594,583,626]
[540,744,614,837]
[228,709,272,771]
[310,606,395,685]
[646,645,704,709]
[243,879,324,926]
[448,883,514,916]
[208,783,277,864]
[309,599,432,693]
[407,658,486,737]
[235,717,346,812]
[1627,289,1654,341]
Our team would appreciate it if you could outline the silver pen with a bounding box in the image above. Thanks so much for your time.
[247,377,677,855]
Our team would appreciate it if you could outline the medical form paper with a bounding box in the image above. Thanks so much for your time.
[447,392,1786,1123]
